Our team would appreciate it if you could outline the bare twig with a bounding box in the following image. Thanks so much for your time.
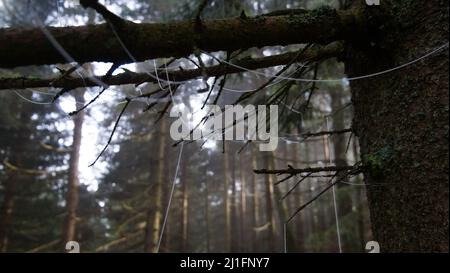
[89,98,131,167]
[286,174,339,223]
[286,165,363,223]
[235,44,313,104]
[303,63,319,110]
[280,173,312,200]
[68,63,120,116]
[212,52,230,105]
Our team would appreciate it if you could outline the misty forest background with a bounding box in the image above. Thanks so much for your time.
[0,0,375,253]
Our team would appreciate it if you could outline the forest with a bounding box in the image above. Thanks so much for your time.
[0,0,448,254]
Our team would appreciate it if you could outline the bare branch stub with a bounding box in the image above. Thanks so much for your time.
[195,0,211,28]
[80,0,128,28]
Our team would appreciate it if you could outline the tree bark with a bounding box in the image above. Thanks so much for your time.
[346,0,449,252]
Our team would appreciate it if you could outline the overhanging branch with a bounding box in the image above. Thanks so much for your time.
[0,7,361,68]
[0,42,343,90]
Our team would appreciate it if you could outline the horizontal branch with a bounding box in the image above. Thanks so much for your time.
[0,7,361,68]
[300,128,352,138]
[0,42,343,90]
[254,165,354,175]
[25,239,60,253]
[2,159,48,175]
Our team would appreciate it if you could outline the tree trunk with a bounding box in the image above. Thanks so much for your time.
[291,142,305,252]
[270,152,296,253]
[180,151,189,252]
[250,145,259,252]
[143,120,167,252]
[263,152,276,252]
[346,0,449,252]
[222,142,231,252]
[62,90,85,251]
[0,173,16,252]
[230,146,238,252]
[204,176,210,253]
[239,152,247,252]
[0,102,31,252]
[162,142,173,253]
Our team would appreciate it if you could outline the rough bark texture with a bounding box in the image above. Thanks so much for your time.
[0,8,359,68]
[345,0,449,252]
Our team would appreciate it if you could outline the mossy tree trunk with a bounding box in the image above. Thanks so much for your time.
[345,0,449,252]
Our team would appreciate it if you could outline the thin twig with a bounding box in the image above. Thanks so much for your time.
[89,98,131,167]
[287,173,340,223]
